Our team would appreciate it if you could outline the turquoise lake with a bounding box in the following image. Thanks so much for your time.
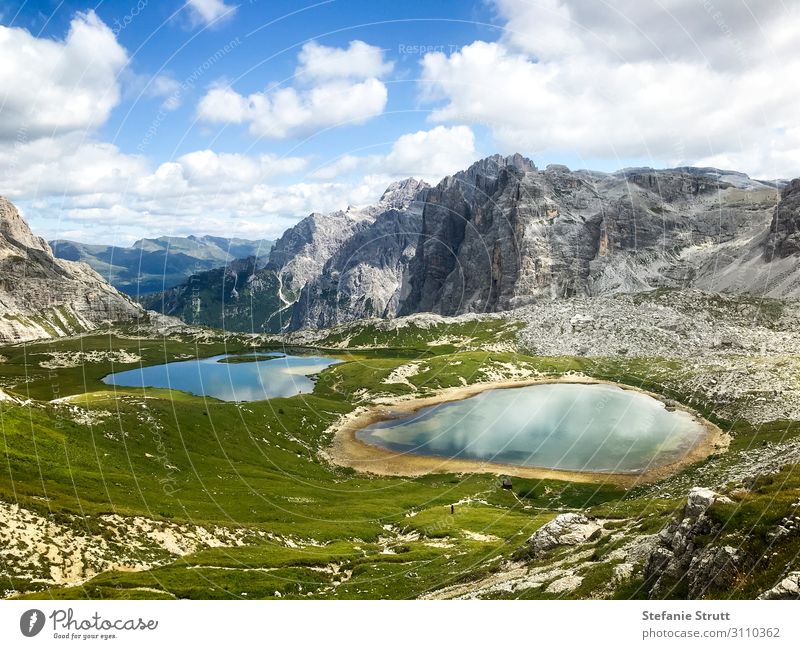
[102,352,340,401]
[356,383,706,473]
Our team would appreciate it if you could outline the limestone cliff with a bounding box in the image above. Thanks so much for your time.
[400,156,783,316]
[764,178,800,261]
[289,178,428,329]
[0,197,144,343]
[145,156,800,333]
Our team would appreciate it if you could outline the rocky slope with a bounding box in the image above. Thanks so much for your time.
[145,155,800,333]
[145,179,429,333]
[140,256,289,332]
[401,155,784,314]
[0,197,144,343]
[689,176,800,297]
[764,179,800,260]
[51,234,273,297]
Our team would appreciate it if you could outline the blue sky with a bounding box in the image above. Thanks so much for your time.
[0,0,797,244]
[87,0,498,163]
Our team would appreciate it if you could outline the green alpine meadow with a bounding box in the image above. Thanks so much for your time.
[1,297,799,599]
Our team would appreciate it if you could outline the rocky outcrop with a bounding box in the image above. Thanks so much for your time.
[144,179,431,333]
[757,572,800,600]
[144,208,362,332]
[268,181,428,297]
[290,179,429,329]
[0,197,144,343]
[268,208,374,296]
[400,157,781,316]
[764,179,800,261]
[527,513,602,557]
[289,208,422,329]
[645,487,739,598]
[270,178,429,303]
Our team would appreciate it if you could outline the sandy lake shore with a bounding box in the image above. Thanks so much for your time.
[325,375,730,488]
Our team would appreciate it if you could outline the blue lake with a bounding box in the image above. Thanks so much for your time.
[356,383,706,473]
[102,352,341,401]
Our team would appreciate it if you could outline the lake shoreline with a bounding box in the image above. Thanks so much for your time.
[325,375,730,488]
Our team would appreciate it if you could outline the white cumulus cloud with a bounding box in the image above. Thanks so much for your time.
[0,136,309,201]
[310,125,477,184]
[308,154,366,181]
[1,133,391,243]
[383,125,476,179]
[0,11,128,140]
[494,0,788,69]
[197,40,392,139]
[185,0,237,27]
[0,14,404,243]
[419,0,800,178]
[296,40,393,81]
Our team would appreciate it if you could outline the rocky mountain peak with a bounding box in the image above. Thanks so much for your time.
[0,196,51,256]
[503,152,537,174]
[423,153,538,216]
[614,166,780,197]
[454,153,536,184]
[378,178,430,210]
[0,197,144,343]
[545,163,571,174]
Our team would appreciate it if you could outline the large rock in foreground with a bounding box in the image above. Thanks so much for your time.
[0,197,144,343]
[527,512,602,557]
[645,487,738,598]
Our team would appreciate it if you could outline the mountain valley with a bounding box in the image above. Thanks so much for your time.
[1,155,799,601]
[51,235,273,297]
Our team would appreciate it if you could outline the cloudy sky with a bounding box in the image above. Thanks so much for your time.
[1,0,798,244]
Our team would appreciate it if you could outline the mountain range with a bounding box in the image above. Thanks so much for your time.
[3,154,798,340]
[140,178,429,331]
[142,155,800,333]
[50,235,273,297]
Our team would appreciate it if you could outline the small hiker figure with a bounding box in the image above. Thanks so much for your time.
[450,504,455,515]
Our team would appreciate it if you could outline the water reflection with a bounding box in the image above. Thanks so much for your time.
[357,383,705,473]
[102,353,340,401]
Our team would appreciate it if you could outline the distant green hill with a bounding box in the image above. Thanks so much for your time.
[139,256,292,333]
[50,235,273,298]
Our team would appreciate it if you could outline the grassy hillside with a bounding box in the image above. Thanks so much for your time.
[0,318,798,600]
[141,258,290,333]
